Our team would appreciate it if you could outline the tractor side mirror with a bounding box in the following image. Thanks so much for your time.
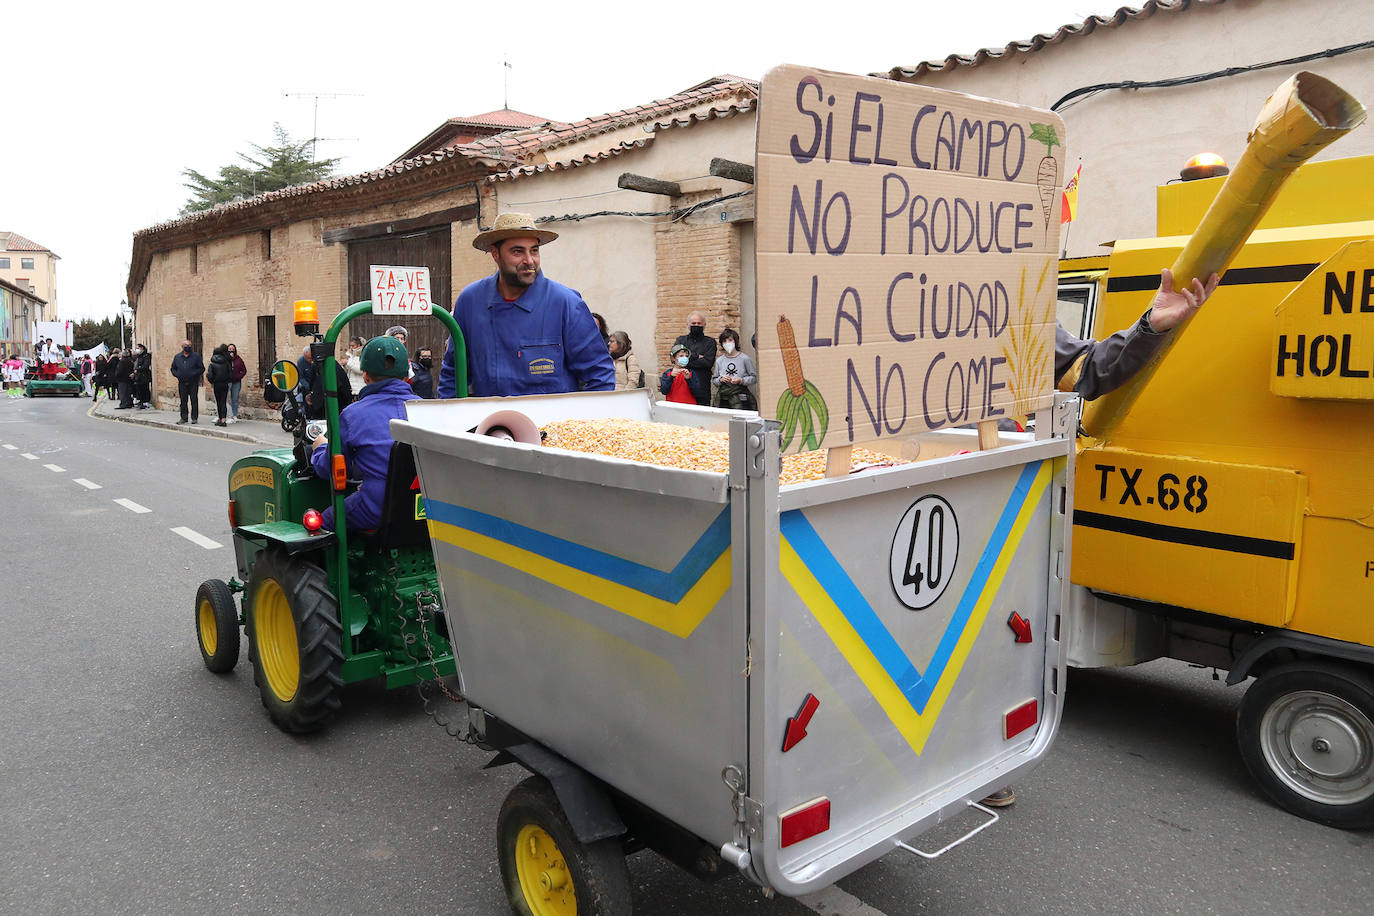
[271,359,299,392]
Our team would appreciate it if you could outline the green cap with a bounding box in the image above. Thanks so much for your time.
[359,336,409,379]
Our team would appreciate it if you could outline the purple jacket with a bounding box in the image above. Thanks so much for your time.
[310,377,419,531]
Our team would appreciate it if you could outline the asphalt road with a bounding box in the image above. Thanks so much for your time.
[1,396,1369,915]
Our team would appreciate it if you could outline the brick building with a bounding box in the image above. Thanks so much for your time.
[127,76,757,412]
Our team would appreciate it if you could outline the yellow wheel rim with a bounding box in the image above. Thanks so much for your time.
[255,579,299,701]
[514,824,577,916]
[198,597,218,656]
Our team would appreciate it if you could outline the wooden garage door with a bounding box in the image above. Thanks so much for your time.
[346,227,452,364]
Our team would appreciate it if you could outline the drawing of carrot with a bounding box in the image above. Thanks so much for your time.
[775,315,829,452]
[1029,122,1061,239]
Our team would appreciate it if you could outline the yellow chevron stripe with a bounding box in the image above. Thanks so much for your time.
[911,461,1052,751]
[780,460,1054,756]
[780,539,929,752]
[429,519,730,638]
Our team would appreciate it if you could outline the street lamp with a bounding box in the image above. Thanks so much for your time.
[119,299,129,349]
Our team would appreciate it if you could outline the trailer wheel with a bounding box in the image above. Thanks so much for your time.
[195,578,240,673]
[1237,661,1374,829]
[245,550,343,733]
[498,776,630,916]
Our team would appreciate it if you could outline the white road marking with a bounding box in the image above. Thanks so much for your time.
[21,453,38,460]
[797,886,890,916]
[73,478,102,490]
[44,464,65,472]
[2,444,15,450]
[114,498,151,514]
[170,526,222,550]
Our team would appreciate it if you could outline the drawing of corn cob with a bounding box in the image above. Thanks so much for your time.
[775,315,829,452]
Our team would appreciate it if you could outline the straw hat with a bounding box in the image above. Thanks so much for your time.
[471,212,559,251]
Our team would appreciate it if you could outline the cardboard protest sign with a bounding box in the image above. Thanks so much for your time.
[756,65,1065,452]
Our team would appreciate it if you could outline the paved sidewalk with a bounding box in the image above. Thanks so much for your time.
[89,393,294,448]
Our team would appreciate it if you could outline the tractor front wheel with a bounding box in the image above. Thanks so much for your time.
[245,550,343,733]
[195,579,240,673]
[498,776,630,916]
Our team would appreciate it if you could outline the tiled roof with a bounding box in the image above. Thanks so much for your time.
[487,138,655,183]
[394,108,565,162]
[134,145,481,238]
[882,0,1225,81]
[458,75,759,168]
[134,75,759,237]
[485,83,757,184]
[445,109,556,130]
[1,231,54,253]
[0,277,47,303]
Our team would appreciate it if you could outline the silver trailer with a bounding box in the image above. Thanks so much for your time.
[393,389,1075,913]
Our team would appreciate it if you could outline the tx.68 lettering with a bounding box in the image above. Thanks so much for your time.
[1094,464,1209,513]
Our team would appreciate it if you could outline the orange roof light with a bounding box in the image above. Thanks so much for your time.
[1180,152,1230,181]
[294,299,320,337]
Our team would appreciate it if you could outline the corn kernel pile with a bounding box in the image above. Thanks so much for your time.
[541,418,906,485]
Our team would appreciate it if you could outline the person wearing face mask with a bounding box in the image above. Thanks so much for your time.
[132,344,153,409]
[340,336,367,394]
[660,343,705,405]
[672,311,716,406]
[227,343,246,421]
[169,339,205,424]
[410,347,435,398]
[711,328,757,410]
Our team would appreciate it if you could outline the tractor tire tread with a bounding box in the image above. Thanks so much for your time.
[246,551,344,734]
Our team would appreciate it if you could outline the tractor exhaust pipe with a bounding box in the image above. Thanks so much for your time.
[1082,71,1366,439]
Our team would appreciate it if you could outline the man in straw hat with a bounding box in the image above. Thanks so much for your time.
[437,212,613,397]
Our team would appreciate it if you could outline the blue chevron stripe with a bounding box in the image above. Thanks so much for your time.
[424,500,730,603]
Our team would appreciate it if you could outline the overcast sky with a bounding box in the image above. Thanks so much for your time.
[7,0,1099,320]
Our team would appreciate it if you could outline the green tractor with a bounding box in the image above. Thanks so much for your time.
[194,299,467,732]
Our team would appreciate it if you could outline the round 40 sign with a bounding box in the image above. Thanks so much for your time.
[889,495,960,610]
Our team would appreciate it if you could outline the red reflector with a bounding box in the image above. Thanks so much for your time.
[780,797,831,848]
[303,509,324,532]
[227,499,238,530]
[1004,699,1038,740]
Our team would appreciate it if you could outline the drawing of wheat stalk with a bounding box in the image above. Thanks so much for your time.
[1002,258,1055,421]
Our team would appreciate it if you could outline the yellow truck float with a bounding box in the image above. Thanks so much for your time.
[1058,91,1374,828]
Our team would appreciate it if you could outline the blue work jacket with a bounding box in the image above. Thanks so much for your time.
[310,377,419,531]
[437,273,614,398]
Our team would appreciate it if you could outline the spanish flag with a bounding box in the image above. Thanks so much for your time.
[1061,162,1081,223]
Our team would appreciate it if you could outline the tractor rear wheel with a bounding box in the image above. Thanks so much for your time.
[245,550,343,733]
[498,776,631,916]
[195,578,240,673]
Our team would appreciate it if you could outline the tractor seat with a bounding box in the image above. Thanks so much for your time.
[370,441,430,550]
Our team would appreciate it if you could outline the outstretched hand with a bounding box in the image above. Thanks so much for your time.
[1147,268,1220,332]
